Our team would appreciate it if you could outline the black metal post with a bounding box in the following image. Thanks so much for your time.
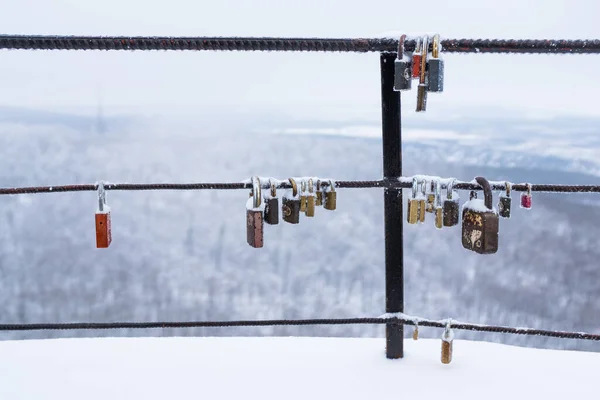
[380,52,403,359]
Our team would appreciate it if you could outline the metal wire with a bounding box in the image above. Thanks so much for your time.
[1,36,600,54]
[0,180,599,196]
[1,316,598,341]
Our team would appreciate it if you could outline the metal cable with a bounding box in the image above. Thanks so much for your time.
[1,317,598,341]
[1,36,600,54]
[1,180,599,195]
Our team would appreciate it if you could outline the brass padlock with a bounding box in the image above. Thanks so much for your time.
[246,176,264,248]
[407,177,420,224]
[434,179,443,229]
[416,35,429,112]
[425,179,435,213]
[95,181,112,249]
[394,34,412,91]
[443,179,460,227]
[264,179,279,225]
[427,33,444,93]
[324,180,337,211]
[441,321,453,365]
[461,176,499,254]
[412,323,419,340]
[306,178,316,217]
[300,179,308,213]
[498,181,511,219]
[316,179,323,206]
[282,178,301,224]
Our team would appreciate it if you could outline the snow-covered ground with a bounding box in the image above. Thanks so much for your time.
[0,337,597,399]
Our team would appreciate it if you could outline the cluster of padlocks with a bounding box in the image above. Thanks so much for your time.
[246,177,337,248]
[393,33,444,111]
[408,176,533,254]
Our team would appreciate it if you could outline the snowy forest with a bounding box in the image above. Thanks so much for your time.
[0,106,599,352]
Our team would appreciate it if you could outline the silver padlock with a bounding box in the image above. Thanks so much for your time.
[394,34,412,91]
[427,33,444,93]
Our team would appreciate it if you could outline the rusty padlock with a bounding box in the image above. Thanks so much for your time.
[324,179,337,211]
[282,178,301,224]
[246,176,264,248]
[461,176,499,254]
[95,181,112,248]
[441,320,454,364]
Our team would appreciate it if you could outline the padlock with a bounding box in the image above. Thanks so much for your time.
[246,176,264,248]
[316,179,323,206]
[282,178,301,224]
[418,179,426,223]
[407,177,420,224]
[394,34,412,91]
[434,179,443,229]
[264,179,279,225]
[411,37,422,78]
[498,181,511,219]
[95,181,112,248]
[306,178,316,217]
[416,35,429,112]
[427,33,444,93]
[443,179,460,227]
[413,323,419,340]
[520,183,532,209]
[441,321,454,365]
[461,176,499,254]
[324,180,337,211]
[300,179,308,213]
[425,179,435,213]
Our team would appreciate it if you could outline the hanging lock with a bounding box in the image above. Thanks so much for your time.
[324,180,337,211]
[425,179,435,213]
[282,178,301,224]
[246,176,264,248]
[416,35,429,112]
[95,181,112,249]
[520,183,532,209]
[411,37,422,78]
[393,34,412,91]
[264,179,279,225]
[300,179,308,213]
[434,179,443,229]
[461,177,499,254]
[407,177,420,224]
[413,322,419,340]
[305,178,316,217]
[498,181,512,218]
[418,179,426,223]
[443,179,460,227]
[427,33,444,93]
[316,179,323,206]
[441,320,454,365]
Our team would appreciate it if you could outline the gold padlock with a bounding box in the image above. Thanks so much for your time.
[441,321,453,364]
[316,179,323,206]
[324,180,337,211]
[306,178,316,217]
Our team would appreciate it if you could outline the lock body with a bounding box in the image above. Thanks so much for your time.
[394,58,412,91]
[443,199,459,227]
[264,197,279,225]
[246,195,264,248]
[412,53,422,78]
[428,58,444,92]
[498,195,511,218]
[306,195,316,217]
[95,211,112,248]
[441,339,453,364]
[521,193,532,209]
[462,204,499,254]
[282,197,301,224]
[324,191,337,211]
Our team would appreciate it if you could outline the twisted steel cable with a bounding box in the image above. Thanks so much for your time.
[1,36,600,54]
[0,180,599,195]
[1,316,598,341]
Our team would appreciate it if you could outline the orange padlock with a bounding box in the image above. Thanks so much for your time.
[411,37,422,78]
[95,182,112,248]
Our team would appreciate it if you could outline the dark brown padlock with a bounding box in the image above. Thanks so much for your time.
[498,181,511,219]
[324,179,337,211]
[264,179,279,225]
[316,180,323,206]
[282,178,301,224]
[443,179,460,227]
[246,176,264,248]
[95,181,112,249]
[461,176,499,254]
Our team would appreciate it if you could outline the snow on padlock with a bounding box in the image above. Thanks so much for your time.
[95,181,112,249]
[461,177,498,255]
[520,183,532,209]
[441,321,454,365]
[394,34,412,91]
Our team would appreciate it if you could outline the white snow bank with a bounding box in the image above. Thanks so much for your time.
[0,337,597,399]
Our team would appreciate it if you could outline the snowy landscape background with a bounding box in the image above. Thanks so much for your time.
[0,105,599,353]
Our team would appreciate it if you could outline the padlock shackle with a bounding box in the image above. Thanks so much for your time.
[475,176,493,210]
[432,33,441,58]
[435,179,442,207]
[419,35,428,83]
[328,179,336,193]
[288,178,298,197]
[308,178,314,194]
[269,178,276,198]
[411,177,418,198]
[505,181,511,197]
[251,176,262,208]
[397,34,407,57]
[447,179,456,199]
[97,181,106,212]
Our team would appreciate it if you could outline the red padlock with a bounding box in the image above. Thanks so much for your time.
[411,37,422,78]
[95,182,112,248]
[520,183,532,209]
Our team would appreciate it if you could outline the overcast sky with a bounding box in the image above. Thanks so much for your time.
[0,0,599,121]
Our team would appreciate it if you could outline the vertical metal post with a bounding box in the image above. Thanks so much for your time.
[380,52,403,359]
